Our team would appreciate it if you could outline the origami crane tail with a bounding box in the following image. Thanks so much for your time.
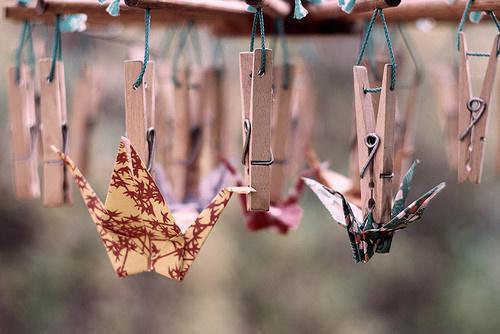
[176,186,252,280]
[50,145,107,231]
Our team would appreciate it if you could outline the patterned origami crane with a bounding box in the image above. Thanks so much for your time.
[303,161,445,263]
[52,137,251,281]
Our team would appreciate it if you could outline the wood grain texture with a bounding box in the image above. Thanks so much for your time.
[353,65,376,218]
[457,32,472,183]
[7,65,40,199]
[124,60,148,162]
[248,48,273,211]
[373,64,396,224]
[468,34,499,184]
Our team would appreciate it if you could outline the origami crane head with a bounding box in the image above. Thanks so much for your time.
[52,137,251,281]
[304,161,445,263]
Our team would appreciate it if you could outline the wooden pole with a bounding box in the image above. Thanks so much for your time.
[307,0,400,20]
[244,0,291,18]
[307,0,500,21]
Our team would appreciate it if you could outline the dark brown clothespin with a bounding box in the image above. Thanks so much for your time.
[7,65,40,199]
[354,64,396,223]
[39,58,72,207]
[457,32,499,183]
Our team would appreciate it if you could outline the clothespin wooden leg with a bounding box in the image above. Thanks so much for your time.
[373,64,396,223]
[170,68,190,202]
[468,34,499,183]
[7,65,40,199]
[124,60,149,163]
[240,49,273,211]
[69,65,101,173]
[39,59,72,207]
[270,65,294,203]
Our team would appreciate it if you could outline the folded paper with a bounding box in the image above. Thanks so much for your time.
[304,161,445,263]
[52,136,251,281]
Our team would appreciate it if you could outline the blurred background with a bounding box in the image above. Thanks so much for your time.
[1,11,500,334]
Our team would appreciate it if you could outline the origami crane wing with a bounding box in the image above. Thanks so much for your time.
[53,137,251,281]
[302,177,362,227]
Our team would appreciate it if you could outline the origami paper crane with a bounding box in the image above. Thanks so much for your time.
[303,161,445,263]
[52,137,251,281]
[221,158,316,234]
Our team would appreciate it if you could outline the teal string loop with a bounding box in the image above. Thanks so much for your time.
[457,2,500,51]
[249,7,266,75]
[47,15,62,83]
[15,20,35,84]
[356,8,397,90]
[133,8,151,89]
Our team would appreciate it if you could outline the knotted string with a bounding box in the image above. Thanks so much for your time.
[356,8,397,91]
[133,8,151,89]
[249,7,267,75]
[47,15,62,83]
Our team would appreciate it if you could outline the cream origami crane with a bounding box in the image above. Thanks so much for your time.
[52,136,251,281]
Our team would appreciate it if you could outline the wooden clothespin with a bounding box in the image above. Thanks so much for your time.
[457,32,500,183]
[155,61,176,178]
[353,64,396,223]
[185,67,204,200]
[270,64,294,203]
[39,58,72,207]
[169,67,190,202]
[124,60,156,169]
[7,65,40,199]
[239,48,273,211]
[287,59,316,181]
[200,66,227,175]
[69,65,101,174]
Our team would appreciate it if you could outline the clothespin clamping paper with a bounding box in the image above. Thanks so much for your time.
[304,8,445,263]
[239,5,273,211]
[457,8,500,184]
[39,16,72,207]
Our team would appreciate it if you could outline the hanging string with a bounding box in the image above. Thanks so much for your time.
[249,7,267,75]
[133,9,151,89]
[15,20,35,84]
[189,24,202,66]
[275,18,290,89]
[356,8,397,91]
[457,1,500,51]
[47,15,62,83]
[171,21,194,86]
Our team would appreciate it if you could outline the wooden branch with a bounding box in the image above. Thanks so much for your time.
[244,0,291,18]
[307,0,401,20]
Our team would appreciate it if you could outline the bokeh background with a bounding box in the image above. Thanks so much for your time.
[1,11,500,334]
